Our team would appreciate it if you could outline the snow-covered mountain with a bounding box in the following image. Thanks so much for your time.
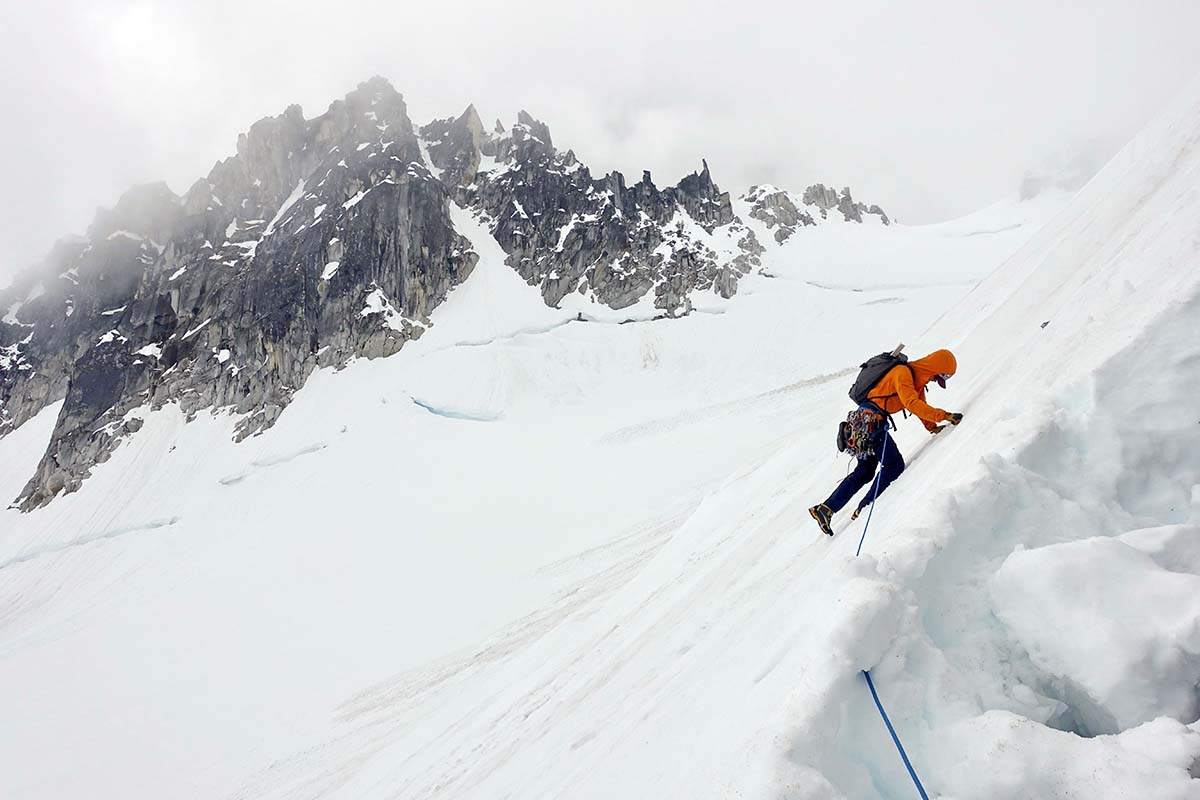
[2,73,1199,799]
[0,77,887,511]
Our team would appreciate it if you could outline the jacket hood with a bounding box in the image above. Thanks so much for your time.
[910,349,957,386]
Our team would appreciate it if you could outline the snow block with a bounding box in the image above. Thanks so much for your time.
[932,711,1200,799]
[991,537,1200,734]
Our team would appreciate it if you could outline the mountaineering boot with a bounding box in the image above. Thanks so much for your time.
[851,507,861,521]
[809,503,834,536]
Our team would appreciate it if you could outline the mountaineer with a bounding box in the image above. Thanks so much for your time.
[809,348,963,536]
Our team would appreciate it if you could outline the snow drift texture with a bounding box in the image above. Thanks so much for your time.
[1,74,1199,799]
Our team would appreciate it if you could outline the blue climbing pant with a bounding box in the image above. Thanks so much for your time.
[825,431,905,513]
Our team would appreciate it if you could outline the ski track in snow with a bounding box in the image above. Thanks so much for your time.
[598,367,856,445]
[0,516,182,571]
[219,442,329,485]
[417,313,704,361]
[962,222,1023,236]
[802,278,979,292]
[435,318,577,350]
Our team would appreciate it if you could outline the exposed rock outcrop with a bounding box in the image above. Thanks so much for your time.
[743,183,889,243]
[420,105,487,187]
[425,111,761,314]
[5,77,475,509]
[0,76,889,510]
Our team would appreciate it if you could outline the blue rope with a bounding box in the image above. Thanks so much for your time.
[851,431,931,798]
[862,670,930,800]
[854,432,888,557]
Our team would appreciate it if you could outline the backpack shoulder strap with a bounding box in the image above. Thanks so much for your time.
[867,363,919,420]
[858,402,897,430]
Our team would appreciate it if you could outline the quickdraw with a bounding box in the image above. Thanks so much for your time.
[837,407,885,460]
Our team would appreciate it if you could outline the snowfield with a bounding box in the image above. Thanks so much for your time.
[3,79,1200,798]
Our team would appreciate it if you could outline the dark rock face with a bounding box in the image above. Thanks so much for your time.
[1,76,888,510]
[438,112,761,314]
[420,105,487,187]
[4,77,475,509]
[743,184,890,243]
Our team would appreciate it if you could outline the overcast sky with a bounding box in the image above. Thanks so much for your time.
[3,0,1199,282]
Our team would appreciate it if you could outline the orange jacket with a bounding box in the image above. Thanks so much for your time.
[866,349,957,431]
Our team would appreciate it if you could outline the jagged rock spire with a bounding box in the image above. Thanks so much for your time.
[744,183,889,242]
[3,77,476,509]
[2,75,889,510]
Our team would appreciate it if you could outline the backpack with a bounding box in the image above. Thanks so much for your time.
[848,350,913,414]
[837,407,884,460]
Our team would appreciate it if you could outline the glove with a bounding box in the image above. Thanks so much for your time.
[945,412,964,425]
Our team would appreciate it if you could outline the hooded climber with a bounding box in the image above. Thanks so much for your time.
[809,349,963,536]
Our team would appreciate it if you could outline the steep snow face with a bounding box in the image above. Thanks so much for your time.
[808,76,1200,797]
[0,192,1056,799]
[992,534,1200,733]
[3,81,1200,800]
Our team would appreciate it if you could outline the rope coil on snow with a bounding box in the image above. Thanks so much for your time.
[853,432,931,799]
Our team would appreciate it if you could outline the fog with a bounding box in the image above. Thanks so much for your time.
[2,0,1199,281]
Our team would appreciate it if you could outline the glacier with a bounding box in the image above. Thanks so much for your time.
[2,77,1200,799]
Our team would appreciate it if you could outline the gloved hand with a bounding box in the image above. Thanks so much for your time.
[946,412,964,425]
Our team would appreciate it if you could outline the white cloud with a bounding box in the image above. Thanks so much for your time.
[2,0,1199,281]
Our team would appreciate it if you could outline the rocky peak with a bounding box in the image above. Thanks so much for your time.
[2,77,474,509]
[3,75,891,512]
[486,111,555,167]
[801,183,839,210]
[87,182,183,242]
[744,183,889,242]
[420,105,490,186]
[227,103,309,206]
[458,104,485,142]
[340,77,413,143]
[665,160,734,233]
[514,110,553,149]
[450,113,760,313]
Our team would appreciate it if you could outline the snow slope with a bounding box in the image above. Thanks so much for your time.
[2,79,1200,798]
